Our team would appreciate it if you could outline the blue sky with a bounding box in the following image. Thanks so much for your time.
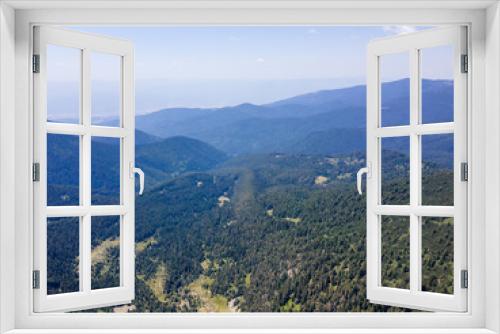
[77,26,396,81]
[48,25,449,119]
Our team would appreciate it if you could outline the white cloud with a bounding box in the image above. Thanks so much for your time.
[383,25,418,35]
[256,57,265,63]
[307,28,319,35]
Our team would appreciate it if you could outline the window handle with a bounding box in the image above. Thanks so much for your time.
[356,163,371,195]
[130,162,145,195]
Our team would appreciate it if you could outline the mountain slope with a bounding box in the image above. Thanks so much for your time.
[134,79,452,155]
[92,129,161,146]
[136,129,162,145]
[267,83,366,110]
[136,136,228,186]
[288,127,452,167]
[47,134,228,205]
[289,128,366,155]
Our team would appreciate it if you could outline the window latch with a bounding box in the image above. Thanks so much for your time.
[356,162,371,195]
[130,162,145,195]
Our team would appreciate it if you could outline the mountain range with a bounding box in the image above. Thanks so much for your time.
[48,78,454,205]
[133,79,453,155]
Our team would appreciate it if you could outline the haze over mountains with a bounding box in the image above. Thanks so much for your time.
[132,79,452,156]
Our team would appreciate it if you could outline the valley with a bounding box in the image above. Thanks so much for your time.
[46,79,454,312]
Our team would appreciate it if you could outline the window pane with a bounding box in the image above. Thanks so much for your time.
[47,134,80,206]
[380,52,410,127]
[91,137,121,205]
[92,216,121,290]
[381,136,410,205]
[47,45,81,124]
[381,215,410,289]
[422,217,454,294]
[421,134,454,206]
[47,217,80,295]
[91,52,121,127]
[421,46,454,124]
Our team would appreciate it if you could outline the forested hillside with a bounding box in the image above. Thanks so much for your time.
[47,134,228,206]
[48,149,453,312]
[46,80,454,313]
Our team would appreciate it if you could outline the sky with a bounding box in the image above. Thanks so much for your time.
[47,25,451,120]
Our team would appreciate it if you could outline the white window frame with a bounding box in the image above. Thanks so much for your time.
[365,26,468,312]
[32,26,136,312]
[0,1,499,333]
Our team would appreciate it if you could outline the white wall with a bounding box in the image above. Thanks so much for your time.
[485,2,500,333]
[0,2,15,333]
[1,2,498,332]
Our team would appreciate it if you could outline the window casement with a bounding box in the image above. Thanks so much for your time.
[32,26,142,312]
[360,26,468,312]
[4,4,489,331]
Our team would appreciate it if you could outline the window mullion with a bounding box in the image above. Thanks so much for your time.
[80,48,92,293]
[409,48,421,293]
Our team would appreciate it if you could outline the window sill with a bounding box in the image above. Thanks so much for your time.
[4,329,497,334]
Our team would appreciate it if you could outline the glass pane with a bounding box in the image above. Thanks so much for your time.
[91,216,121,290]
[91,52,121,126]
[47,134,80,206]
[381,215,410,289]
[47,217,80,295]
[380,52,410,127]
[421,46,454,124]
[421,134,454,206]
[381,136,410,205]
[47,45,81,124]
[422,217,454,294]
[91,137,121,205]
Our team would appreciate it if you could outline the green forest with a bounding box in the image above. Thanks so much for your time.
[47,148,454,313]
[45,79,455,313]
